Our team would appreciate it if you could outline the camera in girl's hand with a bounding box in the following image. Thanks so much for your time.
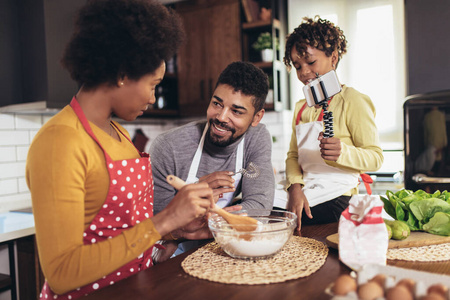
[303,70,342,107]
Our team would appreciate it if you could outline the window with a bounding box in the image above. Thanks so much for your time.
[287,0,406,152]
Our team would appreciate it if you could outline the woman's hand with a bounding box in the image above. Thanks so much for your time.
[152,182,214,237]
[198,171,235,202]
[169,204,243,241]
[287,183,312,232]
[318,132,341,161]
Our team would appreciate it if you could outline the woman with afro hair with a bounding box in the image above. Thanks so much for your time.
[26,0,215,298]
[284,16,384,232]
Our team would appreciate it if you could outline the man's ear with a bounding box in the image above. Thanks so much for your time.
[251,109,265,127]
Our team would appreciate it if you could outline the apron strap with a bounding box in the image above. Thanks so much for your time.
[296,98,333,125]
[296,102,308,125]
[359,173,373,195]
[70,97,113,162]
[186,123,209,181]
[70,97,143,160]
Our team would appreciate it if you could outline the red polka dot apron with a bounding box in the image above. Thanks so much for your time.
[39,97,157,299]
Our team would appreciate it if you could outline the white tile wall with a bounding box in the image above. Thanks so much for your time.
[0,147,16,163]
[0,110,291,213]
[0,113,45,212]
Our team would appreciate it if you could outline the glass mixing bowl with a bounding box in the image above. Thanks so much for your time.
[208,209,297,259]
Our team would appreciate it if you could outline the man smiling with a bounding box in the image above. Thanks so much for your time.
[150,62,275,246]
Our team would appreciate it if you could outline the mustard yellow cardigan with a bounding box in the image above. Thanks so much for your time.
[26,105,161,294]
[285,85,384,194]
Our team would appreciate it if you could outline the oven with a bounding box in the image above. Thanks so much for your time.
[403,90,450,192]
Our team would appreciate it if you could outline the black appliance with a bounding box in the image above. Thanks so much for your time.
[404,90,450,192]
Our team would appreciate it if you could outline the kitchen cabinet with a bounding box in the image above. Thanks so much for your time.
[0,242,16,300]
[16,235,45,300]
[241,0,289,111]
[0,0,83,111]
[174,0,242,117]
[143,70,180,117]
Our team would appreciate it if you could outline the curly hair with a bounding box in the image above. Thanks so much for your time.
[283,16,347,71]
[61,0,185,89]
[215,61,269,113]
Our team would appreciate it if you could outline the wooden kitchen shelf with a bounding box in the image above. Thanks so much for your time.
[241,0,288,111]
[242,18,280,30]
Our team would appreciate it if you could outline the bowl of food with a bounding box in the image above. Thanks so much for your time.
[208,209,297,259]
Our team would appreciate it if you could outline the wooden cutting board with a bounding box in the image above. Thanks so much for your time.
[326,231,450,249]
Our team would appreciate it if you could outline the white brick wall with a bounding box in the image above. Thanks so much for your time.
[0,114,48,212]
[0,110,291,213]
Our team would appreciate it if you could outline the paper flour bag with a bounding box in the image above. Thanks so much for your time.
[338,194,389,271]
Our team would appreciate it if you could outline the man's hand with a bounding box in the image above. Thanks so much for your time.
[152,240,178,264]
[198,171,235,202]
[174,216,212,240]
[287,183,312,233]
[222,204,242,213]
[318,132,341,161]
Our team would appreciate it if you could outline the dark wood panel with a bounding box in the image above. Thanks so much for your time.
[176,0,241,117]
[17,236,44,300]
[176,5,208,116]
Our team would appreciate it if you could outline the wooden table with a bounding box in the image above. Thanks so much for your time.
[84,222,450,300]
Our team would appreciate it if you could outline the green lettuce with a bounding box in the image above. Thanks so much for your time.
[422,212,450,236]
[383,189,450,236]
[409,198,450,223]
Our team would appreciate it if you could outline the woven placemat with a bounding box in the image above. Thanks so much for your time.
[387,243,450,262]
[181,236,328,285]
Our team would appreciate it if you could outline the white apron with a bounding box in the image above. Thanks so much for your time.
[296,104,359,207]
[186,122,244,208]
[173,123,244,255]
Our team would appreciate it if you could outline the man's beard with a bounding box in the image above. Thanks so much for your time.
[206,119,240,147]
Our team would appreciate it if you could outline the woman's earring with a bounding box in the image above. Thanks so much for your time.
[332,64,335,69]
[120,82,124,86]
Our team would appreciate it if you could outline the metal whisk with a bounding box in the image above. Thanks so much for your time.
[233,162,260,179]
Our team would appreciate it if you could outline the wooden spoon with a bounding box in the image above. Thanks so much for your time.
[166,175,260,232]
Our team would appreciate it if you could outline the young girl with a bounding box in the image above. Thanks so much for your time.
[283,16,384,232]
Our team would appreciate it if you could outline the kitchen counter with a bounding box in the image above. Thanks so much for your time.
[0,211,35,243]
[0,209,41,300]
[82,223,450,300]
[0,210,35,300]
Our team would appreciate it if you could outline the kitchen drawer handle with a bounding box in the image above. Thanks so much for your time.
[412,173,450,183]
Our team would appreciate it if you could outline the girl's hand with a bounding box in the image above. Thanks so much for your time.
[287,183,312,233]
[318,132,341,161]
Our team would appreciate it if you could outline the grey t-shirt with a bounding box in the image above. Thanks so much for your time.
[150,120,275,214]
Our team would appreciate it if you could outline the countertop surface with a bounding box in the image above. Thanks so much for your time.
[0,210,35,243]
